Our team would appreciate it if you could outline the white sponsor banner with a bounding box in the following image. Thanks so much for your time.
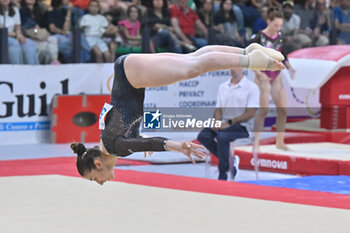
[0,64,101,145]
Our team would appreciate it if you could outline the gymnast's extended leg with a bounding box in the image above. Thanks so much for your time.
[148,43,284,60]
[124,46,285,88]
[189,43,284,61]
[271,75,289,150]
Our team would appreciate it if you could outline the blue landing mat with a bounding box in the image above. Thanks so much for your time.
[242,175,350,195]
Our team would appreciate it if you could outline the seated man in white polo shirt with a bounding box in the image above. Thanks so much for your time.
[197,68,260,181]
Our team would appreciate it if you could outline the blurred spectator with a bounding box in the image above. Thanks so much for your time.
[98,0,129,15]
[0,0,39,64]
[309,0,330,46]
[197,68,259,181]
[168,0,175,8]
[253,0,270,8]
[214,0,243,46]
[197,0,226,44]
[197,0,215,29]
[281,1,302,52]
[100,2,125,26]
[281,1,300,35]
[213,0,245,37]
[21,0,60,64]
[253,5,268,33]
[12,0,20,8]
[118,5,141,47]
[72,0,90,10]
[330,0,339,8]
[80,0,111,63]
[238,0,260,28]
[270,0,283,8]
[332,0,350,44]
[295,0,316,47]
[132,0,147,19]
[103,11,122,61]
[47,0,91,63]
[147,0,182,53]
[171,0,208,52]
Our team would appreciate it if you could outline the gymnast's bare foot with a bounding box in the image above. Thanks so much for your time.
[253,146,261,154]
[245,43,285,61]
[248,50,285,71]
[276,143,292,151]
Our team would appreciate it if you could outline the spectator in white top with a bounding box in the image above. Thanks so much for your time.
[197,68,260,181]
[0,0,39,64]
[281,1,301,35]
[80,0,111,63]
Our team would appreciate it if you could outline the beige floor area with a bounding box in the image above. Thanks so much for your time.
[236,142,350,160]
[0,175,349,233]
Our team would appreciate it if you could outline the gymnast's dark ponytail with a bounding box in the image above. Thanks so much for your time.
[71,143,102,176]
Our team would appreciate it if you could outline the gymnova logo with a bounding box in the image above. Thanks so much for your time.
[250,158,287,170]
[143,110,221,129]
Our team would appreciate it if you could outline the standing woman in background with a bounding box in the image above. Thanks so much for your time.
[0,0,39,64]
[249,8,296,152]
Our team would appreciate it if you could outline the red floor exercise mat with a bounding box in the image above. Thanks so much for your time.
[0,157,349,210]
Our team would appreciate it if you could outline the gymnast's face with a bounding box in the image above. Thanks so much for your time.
[267,17,283,34]
[84,158,115,185]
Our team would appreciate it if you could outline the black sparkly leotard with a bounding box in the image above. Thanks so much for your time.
[100,55,168,157]
[249,31,287,82]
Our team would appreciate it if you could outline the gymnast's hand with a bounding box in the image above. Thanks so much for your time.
[165,140,206,163]
[179,141,206,164]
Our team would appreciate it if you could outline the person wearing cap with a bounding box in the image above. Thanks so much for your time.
[281,0,302,52]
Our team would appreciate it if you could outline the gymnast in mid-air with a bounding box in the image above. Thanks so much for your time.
[71,43,285,185]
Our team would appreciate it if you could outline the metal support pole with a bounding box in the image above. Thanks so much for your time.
[0,28,9,64]
[141,26,151,53]
[72,28,81,63]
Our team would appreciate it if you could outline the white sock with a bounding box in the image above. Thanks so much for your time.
[245,43,285,61]
[248,50,275,70]
[239,55,250,68]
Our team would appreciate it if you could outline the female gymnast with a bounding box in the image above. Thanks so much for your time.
[71,43,285,185]
[249,9,296,152]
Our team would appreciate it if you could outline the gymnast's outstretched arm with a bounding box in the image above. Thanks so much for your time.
[114,136,205,163]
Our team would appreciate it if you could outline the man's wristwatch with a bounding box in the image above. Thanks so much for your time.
[227,119,233,125]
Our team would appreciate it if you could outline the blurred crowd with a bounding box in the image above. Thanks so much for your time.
[0,0,349,64]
